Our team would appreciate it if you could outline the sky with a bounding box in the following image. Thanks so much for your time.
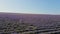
[0,0,60,14]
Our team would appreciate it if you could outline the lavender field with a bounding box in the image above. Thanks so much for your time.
[0,13,60,34]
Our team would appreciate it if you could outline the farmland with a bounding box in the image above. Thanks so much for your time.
[0,13,60,34]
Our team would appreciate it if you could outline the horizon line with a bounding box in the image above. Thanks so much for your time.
[0,12,59,15]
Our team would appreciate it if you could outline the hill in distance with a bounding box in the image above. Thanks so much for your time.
[0,12,60,27]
